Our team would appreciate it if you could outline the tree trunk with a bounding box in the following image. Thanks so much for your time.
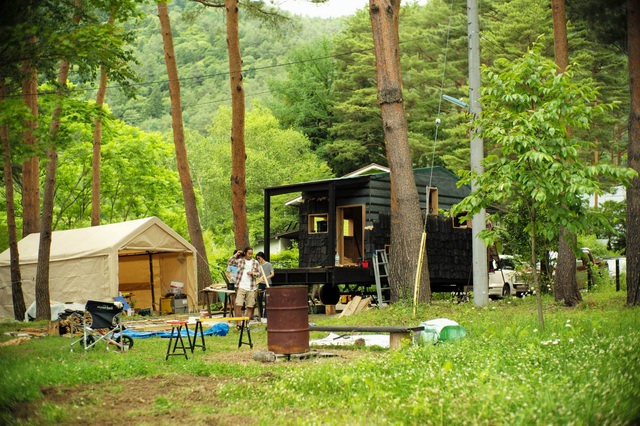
[158,1,213,295]
[551,0,582,306]
[627,0,640,305]
[1,78,26,321]
[226,0,249,249]
[555,227,581,305]
[369,0,429,302]
[21,37,40,237]
[551,0,569,71]
[35,0,82,321]
[35,59,71,321]
[91,18,113,227]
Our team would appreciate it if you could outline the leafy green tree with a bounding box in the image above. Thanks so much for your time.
[481,0,553,65]
[0,104,188,242]
[1,0,139,237]
[327,1,476,175]
[157,0,214,292]
[328,8,387,175]
[563,0,638,306]
[1,0,140,319]
[452,44,636,328]
[0,79,27,320]
[143,86,165,120]
[52,116,185,231]
[595,200,627,253]
[186,104,333,249]
[191,0,292,252]
[267,37,336,152]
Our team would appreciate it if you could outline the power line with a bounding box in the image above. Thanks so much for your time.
[11,34,452,99]
[124,89,274,125]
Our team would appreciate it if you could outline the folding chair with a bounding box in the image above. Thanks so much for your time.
[70,300,133,352]
[221,271,235,290]
[220,272,237,317]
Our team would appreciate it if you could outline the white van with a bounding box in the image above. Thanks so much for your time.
[488,255,529,298]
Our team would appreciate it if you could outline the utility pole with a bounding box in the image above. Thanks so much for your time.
[468,0,488,306]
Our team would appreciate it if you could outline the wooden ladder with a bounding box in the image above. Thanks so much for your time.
[373,249,390,307]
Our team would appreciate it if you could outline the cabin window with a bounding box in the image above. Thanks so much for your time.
[452,211,471,229]
[428,187,438,214]
[343,219,354,237]
[309,214,329,233]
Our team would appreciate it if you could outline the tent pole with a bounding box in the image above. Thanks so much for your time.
[148,252,156,312]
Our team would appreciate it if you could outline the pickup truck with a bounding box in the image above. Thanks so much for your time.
[576,248,608,289]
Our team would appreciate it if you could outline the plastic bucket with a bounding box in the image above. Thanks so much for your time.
[420,318,466,344]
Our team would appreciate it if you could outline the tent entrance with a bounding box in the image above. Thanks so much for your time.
[118,252,190,312]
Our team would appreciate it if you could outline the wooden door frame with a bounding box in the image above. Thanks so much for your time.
[336,204,365,266]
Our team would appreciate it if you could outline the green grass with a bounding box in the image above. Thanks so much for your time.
[1,287,639,425]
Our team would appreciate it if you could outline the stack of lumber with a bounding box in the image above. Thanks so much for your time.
[338,296,371,318]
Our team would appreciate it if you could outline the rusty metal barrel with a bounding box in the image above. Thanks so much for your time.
[266,285,309,354]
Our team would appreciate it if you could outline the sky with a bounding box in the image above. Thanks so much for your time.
[273,0,369,19]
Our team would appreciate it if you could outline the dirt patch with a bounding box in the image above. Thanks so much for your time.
[4,319,368,425]
[16,375,251,426]
[12,348,363,425]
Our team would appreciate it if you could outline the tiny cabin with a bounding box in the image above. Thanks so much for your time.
[262,166,473,300]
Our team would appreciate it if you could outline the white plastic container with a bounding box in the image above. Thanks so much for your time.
[169,281,184,294]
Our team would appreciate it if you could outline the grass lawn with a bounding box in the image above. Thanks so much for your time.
[1,288,639,425]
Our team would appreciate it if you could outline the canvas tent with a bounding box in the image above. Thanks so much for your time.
[0,217,198,320]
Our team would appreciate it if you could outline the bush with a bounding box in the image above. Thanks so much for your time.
[577,234,613,258]
[271,242,299,268]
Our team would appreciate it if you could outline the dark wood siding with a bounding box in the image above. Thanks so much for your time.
[295,166,472,271]
[426,215,472,288]
[298,197,330,267]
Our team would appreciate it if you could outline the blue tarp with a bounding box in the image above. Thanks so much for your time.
[113,296,131,310]
[123,322,229,339]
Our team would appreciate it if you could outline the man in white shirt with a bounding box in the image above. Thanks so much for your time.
[233,247,262,325]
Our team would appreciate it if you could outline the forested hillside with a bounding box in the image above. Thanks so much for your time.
[103,0,345,133]
[103,0,628,176]
[0,0,631,259]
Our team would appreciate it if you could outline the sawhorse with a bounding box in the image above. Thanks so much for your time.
[201,316,253,349]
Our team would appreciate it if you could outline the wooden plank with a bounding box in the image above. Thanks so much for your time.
[389,332,411,350]
[337,299,353,318]
[47,321,59,336]
[353,296,372,314]
[201,316,249,322]
[338,295,362,318]
[309,325,424,333]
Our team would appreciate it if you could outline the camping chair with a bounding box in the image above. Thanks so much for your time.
[220,272,237,317]
[221,271,235,290]
[70,300,133,352]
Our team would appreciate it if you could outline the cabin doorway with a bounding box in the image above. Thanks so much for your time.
[336,205,365,266]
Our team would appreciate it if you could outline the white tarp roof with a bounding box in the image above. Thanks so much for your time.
[0,217,198,320]
[0,216,194,265]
